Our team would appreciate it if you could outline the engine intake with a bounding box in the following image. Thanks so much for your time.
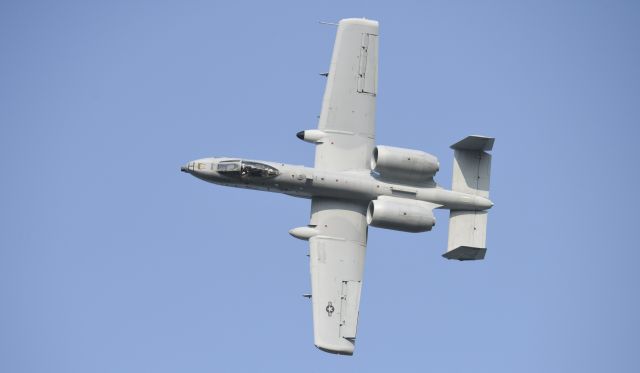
[371,145,439,182]
[366,196,436,233]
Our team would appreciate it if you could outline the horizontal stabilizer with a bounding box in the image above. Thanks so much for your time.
[444,210,488,261]
[445,135,494,260]
[450,135,493,198]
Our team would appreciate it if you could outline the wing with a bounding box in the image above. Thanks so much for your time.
[315,18,379,171]
[308,197,368,355]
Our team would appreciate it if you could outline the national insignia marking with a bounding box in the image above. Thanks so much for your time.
[326,301,335,316]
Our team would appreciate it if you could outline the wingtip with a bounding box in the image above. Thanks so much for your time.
[339,18,379,28]
[315,344,354,356]
[314,337,355,356]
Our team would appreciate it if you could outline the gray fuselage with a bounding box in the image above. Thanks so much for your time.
[181,157,493,211]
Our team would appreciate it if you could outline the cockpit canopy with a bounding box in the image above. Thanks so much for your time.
[217,160,279,178]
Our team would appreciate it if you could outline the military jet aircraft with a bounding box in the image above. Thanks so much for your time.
[181,18,494,355]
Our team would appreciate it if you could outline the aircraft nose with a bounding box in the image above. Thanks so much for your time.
[181,163,193,173]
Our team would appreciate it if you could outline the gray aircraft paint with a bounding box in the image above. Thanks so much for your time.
[182,159,492,211]
[182,18,494,355]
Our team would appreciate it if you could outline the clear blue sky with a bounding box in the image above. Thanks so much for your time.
[1,1,639,372]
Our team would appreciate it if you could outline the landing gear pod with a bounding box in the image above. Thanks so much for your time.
[296,130,327,144]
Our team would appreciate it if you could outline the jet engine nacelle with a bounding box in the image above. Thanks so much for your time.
[366,196,436,233]
[371,145,439,182]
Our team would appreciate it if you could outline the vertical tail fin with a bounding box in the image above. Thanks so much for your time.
[444,136,494,261]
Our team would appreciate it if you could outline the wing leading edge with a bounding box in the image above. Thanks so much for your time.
[308,198,368,355]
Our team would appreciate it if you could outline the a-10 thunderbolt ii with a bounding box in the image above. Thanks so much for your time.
[181,18,494,355]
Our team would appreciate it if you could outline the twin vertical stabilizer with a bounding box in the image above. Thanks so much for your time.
[444,136,494,261]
